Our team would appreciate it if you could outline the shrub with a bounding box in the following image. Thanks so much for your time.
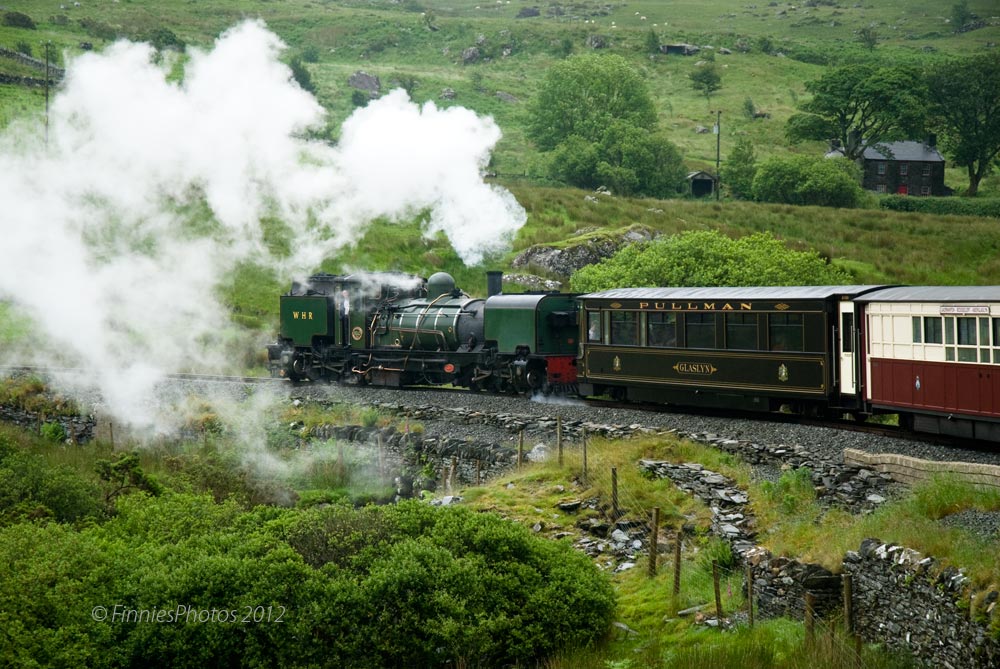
[2,11,36,29]
[752,155,864,208]
[39,422,66,443]
[880,195,1000,218]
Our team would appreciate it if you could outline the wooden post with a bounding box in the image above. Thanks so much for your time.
[450,456,458,490]
[746,564,755,628]
[109,421,115,450]
[475,459,482,485]
[713,561,723,621]
[648,507,660,578]
[557,416,563,466]
[442,465,449,492]
[843,573,861,656]
[672,533,682,596]
[611,467,619,519]
[377,432,385,483]
[842,573,854,637]
[805,592,816,648]
[582,429,588,484]
[517,430,524,470]
[338,441,345,482]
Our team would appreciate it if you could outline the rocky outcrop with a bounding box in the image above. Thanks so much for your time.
[510,226,656,278]
[348,71,380,96]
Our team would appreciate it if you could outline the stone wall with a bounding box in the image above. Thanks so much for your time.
[641,456,1000,668]
[845,448,1000,489]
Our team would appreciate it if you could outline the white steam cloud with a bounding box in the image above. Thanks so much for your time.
[0,20,524,434]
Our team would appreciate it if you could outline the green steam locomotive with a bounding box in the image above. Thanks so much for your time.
[266,271,579,393]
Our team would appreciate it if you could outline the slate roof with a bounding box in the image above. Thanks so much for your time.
[826,140,944,162]
[581,286,886,301]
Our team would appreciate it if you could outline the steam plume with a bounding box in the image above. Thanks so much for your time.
[0,20,524,434]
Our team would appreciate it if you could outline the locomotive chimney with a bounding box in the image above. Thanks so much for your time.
[486,271,503,297]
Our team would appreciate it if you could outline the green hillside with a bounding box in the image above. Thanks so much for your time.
[2,0,1000,329]
[2,0,998,178]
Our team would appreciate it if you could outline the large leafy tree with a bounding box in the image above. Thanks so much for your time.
[527,54,684,197]
[925,53,1000,196]
[785,64,925,160]
[549,121,686,197]
[526,53,658,151]
[570,230,850,292]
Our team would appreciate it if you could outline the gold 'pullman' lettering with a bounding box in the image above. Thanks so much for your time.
[636,302,753,311]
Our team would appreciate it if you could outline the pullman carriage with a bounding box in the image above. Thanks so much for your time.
[857,286,1000,440]
[577,286,884,415]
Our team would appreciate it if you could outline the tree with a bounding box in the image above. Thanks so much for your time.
[951,0,973,32]
[752,155,863,208]
[288,56,316,94]
[689,63,722,100]
[925,53,1000,196]
[569,230,850,292]
[644,28,660,55]
[526,54,657,151]
[720,136,757,200]
[548,123,685,197]
[857,26,879,51]
[785,64,926,161]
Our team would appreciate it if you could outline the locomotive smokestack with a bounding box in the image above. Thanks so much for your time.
[486,271,503,297]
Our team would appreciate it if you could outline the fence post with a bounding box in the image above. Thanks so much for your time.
[713,561,723,621]
[843,573,860,657]
[517,430,524,470]
[377,432,385,483]
[582,430,588,484]
[746,564,755,628]
[672,533,682,596]
[557,416,563,466]
[450,456,458,490]
[805,592,816,648]
[648,507,660,578]
[475,459,482,485]
[611,467,619,519]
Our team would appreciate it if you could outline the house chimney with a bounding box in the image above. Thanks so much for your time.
[927,133,937,148]
[486,271,503,297]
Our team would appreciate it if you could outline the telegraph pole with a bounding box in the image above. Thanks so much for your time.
[44,40,51,146]
[713,110,721,200]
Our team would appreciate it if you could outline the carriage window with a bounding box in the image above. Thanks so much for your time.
[647,312,677,347]
[726,313,758,350]
[685,313,716,349]
[924,317,943,344]
[957,317,977,362]
[769,313,804,352]
[945,317,955,345]
[609,311,639,346]
[957,317,976,345]
[912,316,921,344]
[586,311,602,343]
[843,313,854,352]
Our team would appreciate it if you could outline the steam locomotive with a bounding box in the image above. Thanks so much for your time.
[266,271,579,394]
[268,272,1000,443]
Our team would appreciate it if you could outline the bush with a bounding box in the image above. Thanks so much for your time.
[752,155,864,208]
[570,230,851,292]
[880,195,1000,218]
[39,422,66,443]
[2,11,36,29]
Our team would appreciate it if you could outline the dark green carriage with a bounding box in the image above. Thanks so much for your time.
[577,286,882,413]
